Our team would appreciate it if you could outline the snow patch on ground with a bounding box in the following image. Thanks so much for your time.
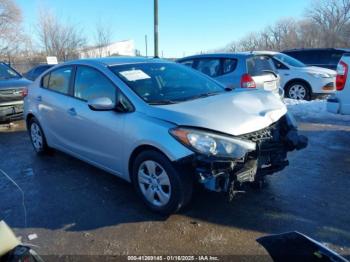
[284,98,350,123]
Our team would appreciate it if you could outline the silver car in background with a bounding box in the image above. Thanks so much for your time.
[24,57,307,214]
[176,53,281,96]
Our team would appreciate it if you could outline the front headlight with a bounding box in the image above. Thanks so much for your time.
[308,72,331,78]
[170,127,256,158]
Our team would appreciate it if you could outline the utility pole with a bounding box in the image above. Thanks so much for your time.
[145,35,148,57]
[154,0,159,57]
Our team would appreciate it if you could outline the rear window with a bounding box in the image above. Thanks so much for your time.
[247,56,275,77]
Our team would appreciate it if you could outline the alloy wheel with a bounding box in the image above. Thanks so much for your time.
[137,160,171,207]
[289,84,307,100]
[30,122,43,151]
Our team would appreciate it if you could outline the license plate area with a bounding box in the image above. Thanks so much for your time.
[264,81,277,91]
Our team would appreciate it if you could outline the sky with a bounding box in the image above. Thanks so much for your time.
[16,0,311,58]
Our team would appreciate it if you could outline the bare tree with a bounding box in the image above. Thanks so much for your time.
[218,0,350,53]
[307,0,350,47]
[36,8,86,61]
[94,21,112,57]
[0,0,23,61]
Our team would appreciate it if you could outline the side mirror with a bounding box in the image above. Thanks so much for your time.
[88,97,115,111]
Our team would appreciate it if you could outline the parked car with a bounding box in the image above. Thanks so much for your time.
[254,51,336,100]
[24,57,307,214]
[0,62,32,123]
[176,53,281,97]
[23,64,54,81]
[327,54,350,114]
[283,48,350,70]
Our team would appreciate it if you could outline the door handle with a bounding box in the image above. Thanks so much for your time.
[36,96,42,102]
[67,108,77,116]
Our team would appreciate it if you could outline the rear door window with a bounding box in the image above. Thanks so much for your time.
[195,58,222,77]
[222,59,237,74]
[42,66,73,95]
[247,56,275,77]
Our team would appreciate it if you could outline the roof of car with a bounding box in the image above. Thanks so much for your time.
[283,48,350,52]
[176,52,256,61]
[65,56,170,67]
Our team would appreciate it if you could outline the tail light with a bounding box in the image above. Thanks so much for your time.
[241,74,256,88]
[21,88,28,97]
[336,61,348,91]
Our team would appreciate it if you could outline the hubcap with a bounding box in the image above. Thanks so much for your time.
[30,123,43,151]
[138,160,171,207]
[289,84,307,100]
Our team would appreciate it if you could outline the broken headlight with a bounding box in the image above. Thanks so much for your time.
[170,127,256,158]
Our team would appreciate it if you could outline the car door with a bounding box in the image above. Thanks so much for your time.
[37,66,77,148]
[62,65,125,174]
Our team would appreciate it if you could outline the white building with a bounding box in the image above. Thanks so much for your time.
[80,39,135,58]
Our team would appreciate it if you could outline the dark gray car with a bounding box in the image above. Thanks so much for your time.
[0,62,32,123]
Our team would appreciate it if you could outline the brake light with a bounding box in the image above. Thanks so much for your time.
[336,61,348,91]
[240,74,256,88]
[21,88,28,97]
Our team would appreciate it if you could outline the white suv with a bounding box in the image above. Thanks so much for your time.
[255,51,336,100]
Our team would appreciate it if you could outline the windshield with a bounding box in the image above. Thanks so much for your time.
[110,62,225,105]
[0,63,21,80]
[274,53,306,68]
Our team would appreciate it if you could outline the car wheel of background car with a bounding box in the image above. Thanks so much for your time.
[28,117,49,154]
[285,81,311,101]
[132,150,193,214]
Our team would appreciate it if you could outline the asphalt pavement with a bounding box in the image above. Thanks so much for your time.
[0,116,349,260]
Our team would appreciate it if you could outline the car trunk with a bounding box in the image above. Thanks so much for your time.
[247,55,279,93]
[0,87,23,105]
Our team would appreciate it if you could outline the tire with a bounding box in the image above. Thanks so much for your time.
[28,117,50,154]
[131,150,193,214]
[285,81,312,101]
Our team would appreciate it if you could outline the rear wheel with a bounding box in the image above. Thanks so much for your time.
[285,82,311,100]
[28,117,49,154]
[131,150,193,214]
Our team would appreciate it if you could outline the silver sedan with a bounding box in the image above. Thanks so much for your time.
[24,57,307,213]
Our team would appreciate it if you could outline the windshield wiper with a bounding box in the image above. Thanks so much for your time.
[149,100,178,105]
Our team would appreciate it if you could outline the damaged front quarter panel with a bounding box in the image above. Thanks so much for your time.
[174,114,308,196]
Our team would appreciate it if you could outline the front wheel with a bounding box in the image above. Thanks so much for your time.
[131,150,193,214]
[285,82,311,100]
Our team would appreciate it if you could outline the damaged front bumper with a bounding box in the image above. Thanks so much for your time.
[176,113,308,194]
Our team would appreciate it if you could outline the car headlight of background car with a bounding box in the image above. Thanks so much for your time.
[308,72,332,78]
[170,127,256,158]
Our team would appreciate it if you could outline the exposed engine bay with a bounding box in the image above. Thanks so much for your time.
[177,113,308,198]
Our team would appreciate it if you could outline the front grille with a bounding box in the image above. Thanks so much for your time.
[239,124,276,143]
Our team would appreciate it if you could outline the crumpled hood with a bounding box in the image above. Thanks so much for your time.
[0,78,32,89]
[147,90,287,136]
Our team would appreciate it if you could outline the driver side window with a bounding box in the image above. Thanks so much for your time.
[74,66,116,103]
